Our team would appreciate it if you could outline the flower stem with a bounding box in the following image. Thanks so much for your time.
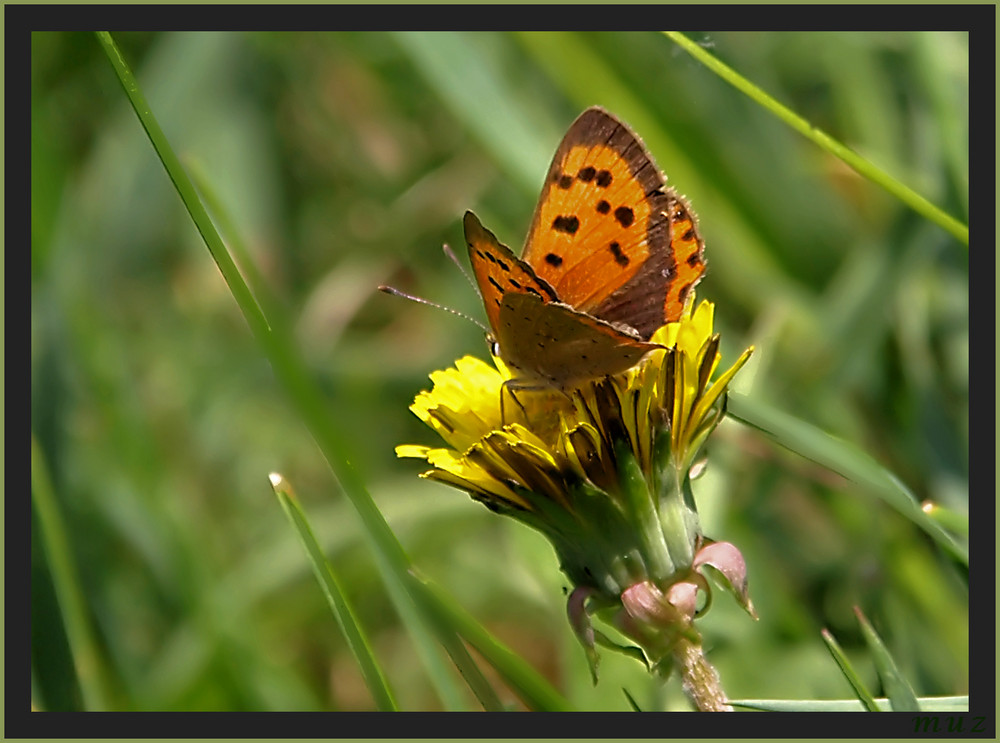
[675,637,732,712]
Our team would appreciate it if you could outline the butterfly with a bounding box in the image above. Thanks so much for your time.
[465,106,706,394]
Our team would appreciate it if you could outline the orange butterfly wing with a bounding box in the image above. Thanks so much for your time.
[464,107,705,390]
[521,107,705,338]
[464,210,557,338]
[595,193,706,336]
[465,211,658,389]
[498,292,661,388]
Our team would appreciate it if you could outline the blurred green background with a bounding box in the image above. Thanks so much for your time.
[31,31,968,711]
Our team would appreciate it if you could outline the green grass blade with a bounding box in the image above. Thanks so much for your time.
[412,573,574,711]
[920,500,969,539]
[270,474,397,711]
[96,31,505,711]
[821,628,881,711]
[622,687,643,712]
[31,435,113,710]
[727,393,968,566]
[420,620,506,711]
[398,583,508,711]
[184,156,280,326]
[663,32,968,246]
[732,696,968,712]
[854,606,921,712]
[93,33,271,342]
[191,141,507,713]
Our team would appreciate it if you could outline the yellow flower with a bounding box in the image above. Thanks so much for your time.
[399,298,751,522]
[397,296,755,692]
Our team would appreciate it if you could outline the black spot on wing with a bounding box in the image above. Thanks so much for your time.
[552,215,580,235]
[609,242,629,266]
[614,206,634,228]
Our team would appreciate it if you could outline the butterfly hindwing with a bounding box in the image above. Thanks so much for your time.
[498,292,661,388]
[660,194,705,326]
[593,193,705,338]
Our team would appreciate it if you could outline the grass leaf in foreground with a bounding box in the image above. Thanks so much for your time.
[854,606,921,712]
[821,628,880,712]
[731,696,968,712]
[270,473,397,711]
[412,573,574,711]
[31,436,113,711]
[96,31,540,712]
[95,30,457,710]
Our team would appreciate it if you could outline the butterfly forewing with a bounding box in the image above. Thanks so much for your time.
[461,107,706,391]
[464,211,557,337]
[521,107,674,326]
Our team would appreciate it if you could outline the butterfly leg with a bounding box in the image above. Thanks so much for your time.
[500,378,576,428]
[499,379,529,426]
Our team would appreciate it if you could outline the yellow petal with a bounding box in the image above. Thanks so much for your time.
[396,444,432,459]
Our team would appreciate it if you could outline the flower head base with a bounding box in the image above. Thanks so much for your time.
[398,297,754,700]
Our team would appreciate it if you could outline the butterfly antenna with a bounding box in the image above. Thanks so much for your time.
[442,243,483,301]
[378,284,488,334]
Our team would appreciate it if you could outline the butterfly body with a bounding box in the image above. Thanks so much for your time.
[465,106,706,392]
